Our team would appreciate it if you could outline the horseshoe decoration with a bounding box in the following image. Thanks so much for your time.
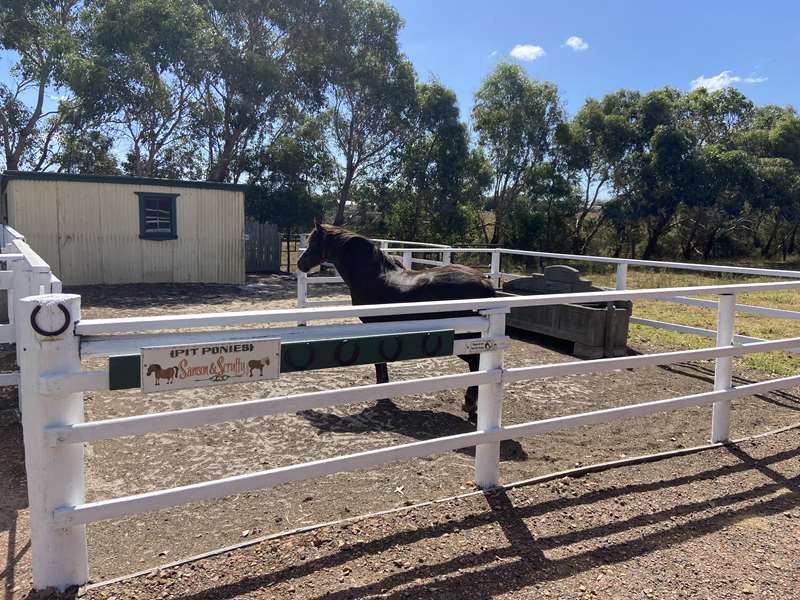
[334,339,361,366]
[378,336,404,362]
[422,332,444,357]
[284,344,316,371]
[30,303,71,337]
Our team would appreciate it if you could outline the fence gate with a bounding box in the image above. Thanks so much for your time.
[245,222,281,273]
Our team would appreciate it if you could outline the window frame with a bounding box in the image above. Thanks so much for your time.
[137,192,178,240]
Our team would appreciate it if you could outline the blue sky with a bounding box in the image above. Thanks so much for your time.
[388,0,800,120]
[3,1,798,124]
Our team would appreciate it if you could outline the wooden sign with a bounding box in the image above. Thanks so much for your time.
[140,338,280,393]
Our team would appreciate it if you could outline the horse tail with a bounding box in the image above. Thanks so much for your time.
[172,366,179,378]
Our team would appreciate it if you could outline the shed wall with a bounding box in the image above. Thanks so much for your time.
[6,179,244,285]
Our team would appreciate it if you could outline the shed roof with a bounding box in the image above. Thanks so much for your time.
[1,170,249,192]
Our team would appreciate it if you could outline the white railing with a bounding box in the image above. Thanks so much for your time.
[19,275,800,591]
[0,225,61,387]
[295,242,800,333]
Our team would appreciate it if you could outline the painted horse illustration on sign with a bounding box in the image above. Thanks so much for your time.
[248,358,271,377]
[146,364,178,386]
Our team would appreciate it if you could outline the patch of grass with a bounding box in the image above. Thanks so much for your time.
[604,270,800,377]
[504,262,800,377]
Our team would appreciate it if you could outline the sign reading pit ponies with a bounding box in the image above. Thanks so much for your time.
[140,338,281,393]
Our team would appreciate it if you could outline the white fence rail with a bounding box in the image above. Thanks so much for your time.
[18,273,800,591]
[295,242,800,327]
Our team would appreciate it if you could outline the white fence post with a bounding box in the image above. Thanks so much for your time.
[442,250,452,265]
[17,293,88,591]
[615,263,628,290]
[490,250,501,289]
[402,250,412,269]
[296,270,308,326]
[475,307,508,489]
[711,293,736,442]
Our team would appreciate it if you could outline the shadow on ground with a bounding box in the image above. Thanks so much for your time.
[153,442,800,600]
[298,400,528,462]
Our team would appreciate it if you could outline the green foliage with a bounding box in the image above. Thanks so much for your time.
[472,63,564,243]
[382,82,488,243]
[0,0,82,170]
[325,0,417,225]
[52,128,120,174]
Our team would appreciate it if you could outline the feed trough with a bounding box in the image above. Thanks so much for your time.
[500,265,632,359]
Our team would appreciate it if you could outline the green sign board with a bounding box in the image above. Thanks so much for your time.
[108,330,455,391]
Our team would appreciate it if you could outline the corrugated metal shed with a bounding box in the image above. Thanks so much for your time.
[1,171,246,285]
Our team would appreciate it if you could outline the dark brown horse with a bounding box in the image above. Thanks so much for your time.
[297,223,496,420]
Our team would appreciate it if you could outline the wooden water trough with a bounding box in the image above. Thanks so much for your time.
[500,265,632,359]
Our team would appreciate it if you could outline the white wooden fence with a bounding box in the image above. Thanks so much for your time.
[295,242,800,346]
[17,279,800,590]
[0,224,61,388]
[10,230,800,591]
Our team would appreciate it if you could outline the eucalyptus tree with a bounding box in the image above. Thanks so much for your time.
[677,88,756,258]
[387,81,488,242]
[472,63,564,244]
[555,96,635,253]
[191,0,333,182]
[609,87,705,258]
[70,0,208,176]
[324,0,417,225]
[0,0,83,171]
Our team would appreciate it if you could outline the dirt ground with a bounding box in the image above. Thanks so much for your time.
[36,427,800,599]
[3,275,800,598]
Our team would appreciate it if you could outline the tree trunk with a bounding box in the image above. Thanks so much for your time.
[762,217,781,258]
[641,212,674,260]
[334,164,356,226]
[701,227,720,260]
[681,215,702,260]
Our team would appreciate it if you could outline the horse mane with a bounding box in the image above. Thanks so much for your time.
[321,225,399,271]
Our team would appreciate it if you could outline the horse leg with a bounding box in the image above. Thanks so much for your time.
[459,354,480,422]
[375,362,394,408]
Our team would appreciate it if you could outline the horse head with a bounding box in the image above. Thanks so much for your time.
[146,364,160,375]
[297,221,329,273]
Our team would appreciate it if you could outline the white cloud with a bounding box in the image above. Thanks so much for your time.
[564,36,589,51]
[489,50,498,57]
[510,44,546,61]
[690,70,767,92]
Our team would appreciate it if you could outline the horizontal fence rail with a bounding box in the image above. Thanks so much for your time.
[79,280,800,334]
[51,371,800,527]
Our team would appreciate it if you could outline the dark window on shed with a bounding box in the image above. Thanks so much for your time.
[137,192,178,240]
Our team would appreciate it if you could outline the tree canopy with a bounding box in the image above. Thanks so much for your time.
[1,0,799,262]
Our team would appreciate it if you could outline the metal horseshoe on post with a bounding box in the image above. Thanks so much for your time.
[30,303,71,337]
[378,336,404,362]
[334,339,361,366]
[285,344,316,371]
[422,332,444,357]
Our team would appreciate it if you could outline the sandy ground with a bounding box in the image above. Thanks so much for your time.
[2,275,800,599]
